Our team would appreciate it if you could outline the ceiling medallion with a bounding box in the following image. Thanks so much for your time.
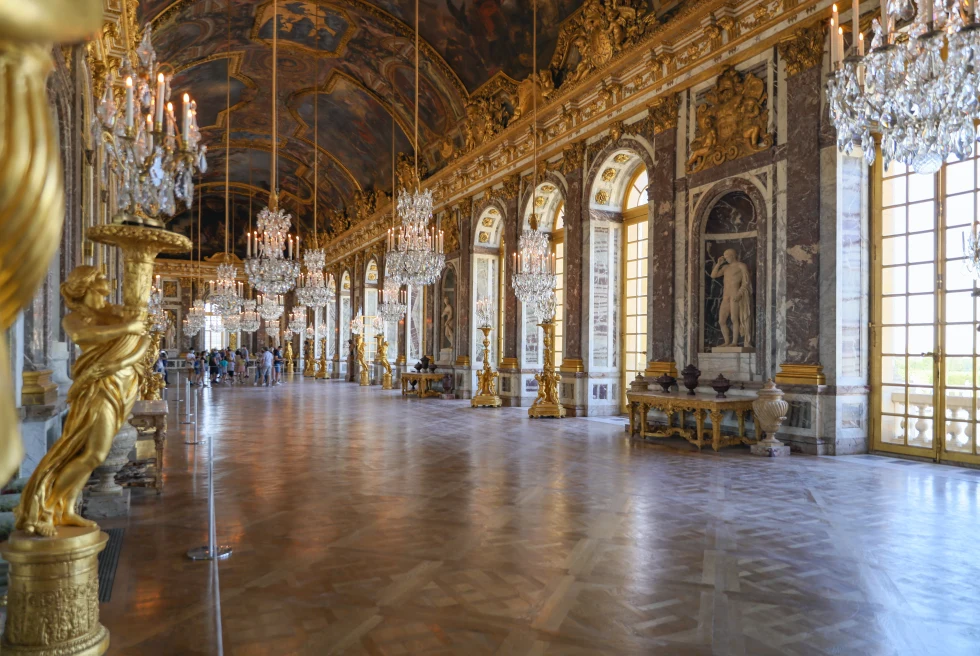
[602,167,617,181]
[534,196,546,207]
[594,189,610,204]
[479,231,490,243]
[613,153,631,163]
[482,216,494,226]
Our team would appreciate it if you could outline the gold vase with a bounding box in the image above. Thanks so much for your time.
[528,321,566,418]
[472,326,501,408]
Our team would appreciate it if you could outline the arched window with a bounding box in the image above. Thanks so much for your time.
[626,169,649,209]
[621,166,649,408]
[552,202,565,366]
[203,302,224,351]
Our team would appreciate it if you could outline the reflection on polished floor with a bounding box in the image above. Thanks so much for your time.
[100,378,980,655]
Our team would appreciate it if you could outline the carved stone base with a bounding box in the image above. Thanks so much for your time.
[21,369,58,406]
[471,393,502,408]
[750,442,791,457]
[359,368,370,386]
[0,527,110,656]
[711,346,755,353]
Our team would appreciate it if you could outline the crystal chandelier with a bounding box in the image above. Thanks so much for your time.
[282,329,293,342]
[148,278,169,333]
[222,311,241,333]
[183,298,207,337]
[826,0,980,173]
[257,294,284,322]
[306,324,316,340]
[240,299,261,333]
[288,306,307,333]
[295,248,333,308]
[511,221,556,318]
[209,263,243,317]
[93,25,207,225]
[245,194,301,295]
[378,278,407,323]
[476,297,494,329]
[385,0,445,288]
[350,308,365,335]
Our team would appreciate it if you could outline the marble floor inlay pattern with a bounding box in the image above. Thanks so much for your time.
[99,378,980,655]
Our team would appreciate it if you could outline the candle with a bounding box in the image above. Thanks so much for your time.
[830,10,838,64]
[247,231,251,257]
[155,73,165,127]
[125,76,134,129]
[858,31,864,56]
[296,235,300,259]
[146,114,154,150]
[182,93,190,142]
[166,102,175,136]
[838,26,845,62]
[851,0,859,55]
[288,235,293,259]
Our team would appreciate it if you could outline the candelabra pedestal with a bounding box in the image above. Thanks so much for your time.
[0,527,110,656]
[139,327,165,401]
[472,327,502,408]
[356,335,369,386]
[528,321,566,419]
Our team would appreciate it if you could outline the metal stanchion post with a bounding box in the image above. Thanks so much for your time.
[184,385,204,445]
[180,375,194,425]
[187,402,231,561]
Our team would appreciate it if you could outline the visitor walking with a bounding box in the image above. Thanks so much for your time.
[272,346,283,385]
[259,347,273,386]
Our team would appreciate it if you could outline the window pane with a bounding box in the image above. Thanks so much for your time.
[947,160,975,195]
[908,174,935,202]
[881,326,906,354]
[907,232,935,262]
[882,266,906,295]
[882,206,906,236]
[882,236,907,265]
[882,176,906,206]
[907,294,935,324]
[907,202,935,233]
[946,193,974,226]
[908,325,934,353]
[907,263,933,294]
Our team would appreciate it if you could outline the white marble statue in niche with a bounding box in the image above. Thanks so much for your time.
[710,248,753,350]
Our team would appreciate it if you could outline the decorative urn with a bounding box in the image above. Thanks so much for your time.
[655,374,676,393]
[750,379,791,457]
[681,364,701,395]
[711,374,731,399]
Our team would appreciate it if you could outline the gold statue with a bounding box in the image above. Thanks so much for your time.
[15,267,146,536]
[356,334,369,386]
[284,339,294,374]
[528,320,566,418]
[138,319,165,401]
[316,336,328,379]
[0,0,104,488]
[377,333,392,389]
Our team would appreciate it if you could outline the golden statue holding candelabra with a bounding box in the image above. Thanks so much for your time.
[316,336,328,379]
[528,295,565,419]
[377,333,392,389]
[472,299,502,408]
[284,339,294,374]
[356,333,369,386]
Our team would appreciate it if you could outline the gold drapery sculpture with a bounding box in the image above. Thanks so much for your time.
[16,267,144,536]
[356,334,369,386]
[377,333,392,389]
[0,0,104,488]
[316,337,328,379]
[139,322,165,401]
[303,338,316,376]
[284,339,294,374]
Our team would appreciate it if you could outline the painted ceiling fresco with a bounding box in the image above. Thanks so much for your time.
[143,0,593,254]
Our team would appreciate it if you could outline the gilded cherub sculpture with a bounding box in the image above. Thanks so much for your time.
[15,267,147,536]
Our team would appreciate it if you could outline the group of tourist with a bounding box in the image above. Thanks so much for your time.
[180,345,286,387]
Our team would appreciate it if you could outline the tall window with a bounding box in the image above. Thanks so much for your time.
[622,168,649,407]
[203,302,224,351]
[552,203,565,366]
[874,151,980,466]
[498,236,506,363]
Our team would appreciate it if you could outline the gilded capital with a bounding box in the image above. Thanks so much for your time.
[501,174,520,199]
[778,23,825,77]
[649,95,680,134]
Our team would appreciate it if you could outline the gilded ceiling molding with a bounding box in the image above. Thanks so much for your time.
[777,22,826,77]
[686,66,773,174]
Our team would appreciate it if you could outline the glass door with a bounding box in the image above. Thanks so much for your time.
[873,152,980,465]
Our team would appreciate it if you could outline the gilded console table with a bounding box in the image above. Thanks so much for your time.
[401,372,444,398]
[129,399,168,493]
[626,390,757,451]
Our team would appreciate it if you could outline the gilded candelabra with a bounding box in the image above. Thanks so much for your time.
[316,337,328,379]
[284,339,294,374]
[377,333,392,389]
[356,334,369,386]
[528,320,566,418]
[472,326,502,408]
[138,318,166,401]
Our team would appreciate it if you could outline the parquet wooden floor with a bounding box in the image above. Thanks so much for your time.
[99,377,980,655]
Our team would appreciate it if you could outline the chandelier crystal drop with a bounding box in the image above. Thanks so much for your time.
[378,278,408,323]
[511,226,556,319]
[239,299,261,333]
[257,294,284,322]
[93,25,207,223]
[245,194,302,294]
[386,188,445,287]
[209,263,243,317]
[295,248,333,308]
[288,306,307,333]
[826,0,980,173]
[183,298,207,337]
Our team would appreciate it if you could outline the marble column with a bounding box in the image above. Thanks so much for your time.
[646,124,677,376]
[777,31,826,384]
[500,176,520,369]
[457,200,473,363]
[425,277,435,358]
[559,142,585,373]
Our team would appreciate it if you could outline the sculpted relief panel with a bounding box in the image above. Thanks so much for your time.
[687,67,773,174]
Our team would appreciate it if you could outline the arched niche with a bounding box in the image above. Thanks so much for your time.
[688,177,768,375]
[474,204,505,248]
[364,258,379,318]
[340,270,352,355]
[325,273,337,359]
[438,264,457,363]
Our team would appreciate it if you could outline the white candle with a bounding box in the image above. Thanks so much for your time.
[838,26,845,61]
[125,76,134,129]
[296,235,300,260]
[146,114,154,150]
[858,31,864,56]
[156,73,165,127]
[247,232,251,258]
[182,93,190,142]
[288,236,293,259]
[166,102,175,136]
